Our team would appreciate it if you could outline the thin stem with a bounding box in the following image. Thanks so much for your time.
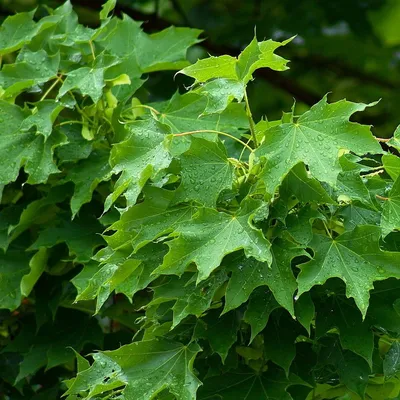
[89,40,96,60]
[56,120,84,127]
[122,104,161,116]
[174,130,254,152]
[40,75,63,101]
[244,90,258,147]
[376,194,389,201]
[375,137,390,142]
[238,137,252,161]
[322,220,332,238]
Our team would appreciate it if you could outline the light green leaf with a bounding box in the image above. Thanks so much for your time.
[64,339,201,400]
[256,96,381,195]
[180,55,238,82]
[155,198,272,282]
[181,36,290,84]
[388,125,400,151]
[297,225,400,317]
[100,0,116,20]
[20,248,47,297]
[173,137,234,207]
[383,153,400,181]
[236,36,292,83]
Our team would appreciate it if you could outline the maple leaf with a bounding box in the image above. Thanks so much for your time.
[65,339,201,400]
[297,225,400,317]
[256,96,381,196]
[155,198,272,281]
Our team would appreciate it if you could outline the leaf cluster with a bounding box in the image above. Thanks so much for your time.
[1,2,400,400]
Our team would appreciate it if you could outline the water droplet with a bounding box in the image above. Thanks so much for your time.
[317,135,323,141]
[351,265,359,272]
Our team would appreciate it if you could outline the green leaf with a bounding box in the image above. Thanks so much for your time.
[264,312,300,375]
[0,10,55,56]
[295,293,315,335]
[180,36,291,84]
[0,250,35,310]
[155,198,272,282]
[285,205,325,245]
[173,137,234,207]
[297,225,400,317]
[136,26,202,72]
[381,176,400,236]
[388,125,400,151]
[105,119,172,211]
[58,67,106,103]
[9,186,70,241]
[153,92,248,134]
[244,288,280,343]
[149,271,228,328]
[256,96,381,195]
[198,367,308,400]
[100,0,116,20]
[61,150,112,217]
[384,341,400,378]
[280,163,334,204]
[224,239,305,315]
[20,248,47,297]
[20,100,64,140]
[6,309,103,381]
[105,186,195,253]
[195,310,239,362]
[29,213,104,263]
[0,50,60,98]
[194,78,245,115]
[316,298,374,367]
[0,101,66,185]
[73,244,166,312]
[64,339,201,400]
[383,154,400,181]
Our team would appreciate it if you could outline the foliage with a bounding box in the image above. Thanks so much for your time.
[0,1,400,399]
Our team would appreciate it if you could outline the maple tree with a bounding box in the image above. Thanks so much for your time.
[1,1,400,399]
